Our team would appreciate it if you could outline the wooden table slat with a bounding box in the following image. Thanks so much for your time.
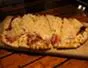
[0,53,42,68]
[58,59,88,68]
[0,49,12,58]
[24,56,66,68]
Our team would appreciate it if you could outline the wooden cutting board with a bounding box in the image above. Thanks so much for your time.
[0,40,88,59]
[45,41,88,59]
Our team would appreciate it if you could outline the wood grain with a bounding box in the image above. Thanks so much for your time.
[58,59,88,68]
[0,49,12,58]
[0,53,42,68]
[24,56,66,68]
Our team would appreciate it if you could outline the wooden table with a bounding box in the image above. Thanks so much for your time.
[0,49,88,68]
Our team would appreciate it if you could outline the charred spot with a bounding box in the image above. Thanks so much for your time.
[78,26,86,34]
[5,21,12,31]
[5,16,18,31]
[81,26,86,31]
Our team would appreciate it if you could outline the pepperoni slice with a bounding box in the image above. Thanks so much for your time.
[51,34,61,45]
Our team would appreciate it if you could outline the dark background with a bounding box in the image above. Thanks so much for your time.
[0,0,77,13]
[0,0,88,20]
